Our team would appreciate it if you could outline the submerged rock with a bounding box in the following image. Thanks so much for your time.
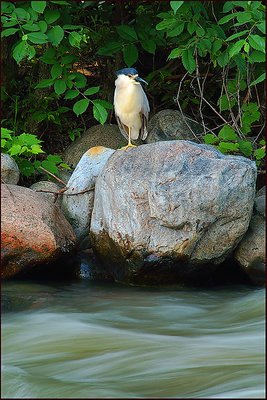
[1,153,20,184]
[1,184,76,279]
[90,140,257,285]
[234,188,265,285]
[61,146,115,246]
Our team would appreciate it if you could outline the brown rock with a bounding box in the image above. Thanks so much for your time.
[1,184,76,279]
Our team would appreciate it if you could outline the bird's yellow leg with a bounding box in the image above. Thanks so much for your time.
[119,127,137,150]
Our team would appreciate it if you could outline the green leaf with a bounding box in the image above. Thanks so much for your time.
[218,13,238,25]
[236,11,252,24]
[256,21,265,34]
[248,34,265,52]
[156,19,176,31]
[123,43,138,67]
[13,8,30,21]
[181,48,196,73]
[168,47,183,59]
[218,125,238,141]
[9,144,21,156]
[1,2,15,13]
[51,64,62,79]
[217,50,229,67]
[12,41,27,63]
[47,25,64,46]
[73,99,90,116]
[34,78,55,88]
[212,39,223,53]
[1,28,19,37]
[27,32,48,44]
[229,40,245,59]
[167,22,185,37]
[248,50,266,63]
[64,89,79,99]
[40,47,57,64]
[93,99,113,110]
[38,20,47,33]
[218,142,239,154]
[54,79,66,95]
[19,159,35,177]
[61,54,77,64]
[203,134,219,145]
[97,42,122,56]
[69,31,81,48]
[84,86,100,96]
[116,25,138,41]
[21,23,40,32]
[47,154,63,163]
[254,148,265,160]
[72,72,87,88]
[50,1,69,4]
[187,21,196,35]
[92,102,108,125]
[249,72,265,87]
[238,140,253,157]
[31,1,47,13]
[141,39,156,54]
[226,30,249,42]
[218,94,236,111]
[31,144,45,154]
[170,1,184,14]
[44,9,60,24]
[41,159,58,175]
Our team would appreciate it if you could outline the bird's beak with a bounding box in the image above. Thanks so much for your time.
[134,75,148,85]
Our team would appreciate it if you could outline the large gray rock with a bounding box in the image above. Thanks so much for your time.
[62,125,127,168]
[1,153,20,184]
[90,140,257,285]
[234,188,265,285]
[146,109,203,144]
[1,184,76,279]
[61,146,115,245]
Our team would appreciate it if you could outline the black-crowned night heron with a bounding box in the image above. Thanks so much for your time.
[114,68,150,150]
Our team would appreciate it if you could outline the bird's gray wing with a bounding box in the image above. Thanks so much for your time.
[115,114,129,141]
[140,93,150,140]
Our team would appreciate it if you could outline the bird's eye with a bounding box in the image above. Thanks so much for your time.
[127,74,132,78]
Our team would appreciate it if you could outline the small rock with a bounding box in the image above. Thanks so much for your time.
[234,189,265,285]
[1,184,76,279]
[62,125,127,168]
[146,109,203,144]
[1,153,20,184]
[30,181,62,205]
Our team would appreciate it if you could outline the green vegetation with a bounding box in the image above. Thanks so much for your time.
[1,1,265,183]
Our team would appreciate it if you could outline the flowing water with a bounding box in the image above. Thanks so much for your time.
[1,280,265,398]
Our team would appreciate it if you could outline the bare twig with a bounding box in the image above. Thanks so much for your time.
[39,166,67,186]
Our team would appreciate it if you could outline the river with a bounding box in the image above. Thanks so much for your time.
[1,280,265,398]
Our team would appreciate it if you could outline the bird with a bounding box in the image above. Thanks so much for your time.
[114,67,150,150]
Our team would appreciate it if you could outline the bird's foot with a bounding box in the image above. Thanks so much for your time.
[118,143,137,150]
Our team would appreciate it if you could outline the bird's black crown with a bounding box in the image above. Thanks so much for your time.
[115,68,138,76]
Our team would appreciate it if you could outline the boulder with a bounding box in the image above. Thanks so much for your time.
[1,184,76,279]
[1,153,20,184]
[234,188,265,285]
[146,109,203,144]
[61,146,115,246]
[30,181,63,205]
[90,140,257,285]
[62,125,127,168]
